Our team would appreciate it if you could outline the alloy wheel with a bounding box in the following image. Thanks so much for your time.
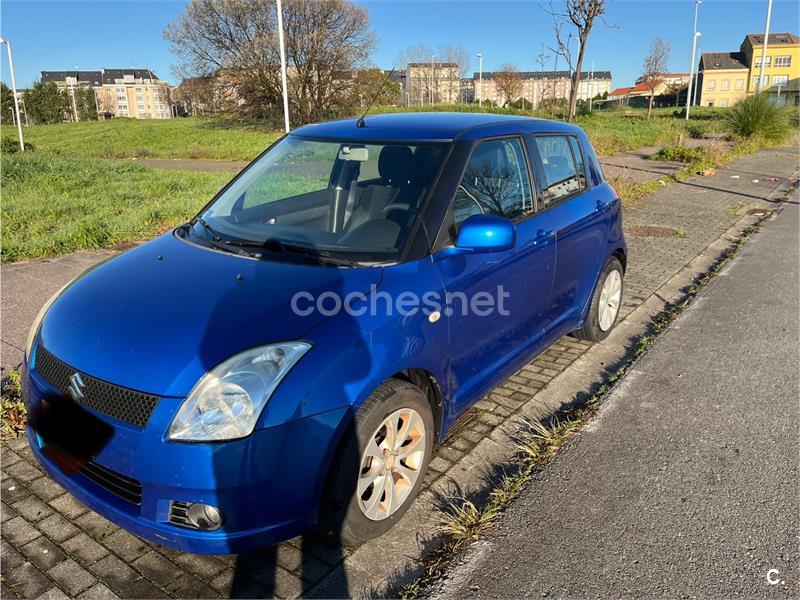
[357,408,426,521]
[598,269,622,332]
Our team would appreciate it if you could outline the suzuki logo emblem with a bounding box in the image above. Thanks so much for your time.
[67,372,86,401]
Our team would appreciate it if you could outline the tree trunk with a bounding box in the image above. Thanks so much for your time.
[647,93,654,119]
[567,31,590,123]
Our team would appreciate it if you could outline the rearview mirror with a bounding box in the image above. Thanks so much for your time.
[455,215,516,253]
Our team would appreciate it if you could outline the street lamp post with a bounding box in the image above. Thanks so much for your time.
[477,52,483,107]
[685,0,702,119]
[686,31,702,118]
[430,54,436,104]
[276,0,290,132]
[0,36,25,151]
[756,0,773,93]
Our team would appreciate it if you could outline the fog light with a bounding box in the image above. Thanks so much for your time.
[187,503,223,530]
[169,501,223,531]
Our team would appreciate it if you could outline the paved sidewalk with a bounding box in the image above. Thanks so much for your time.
[429,180,800,600]
[1,146,797,599]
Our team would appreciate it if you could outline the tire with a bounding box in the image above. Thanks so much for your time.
[317,379,434,547]
[573,257,624,342]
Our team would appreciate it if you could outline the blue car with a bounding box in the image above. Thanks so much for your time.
[22,113,626,553]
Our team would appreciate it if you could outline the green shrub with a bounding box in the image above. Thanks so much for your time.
[652,145,707,163]
[1,137,33,154]
[724,94,791,140]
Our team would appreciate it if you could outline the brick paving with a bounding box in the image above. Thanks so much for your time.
[1,146,797,599]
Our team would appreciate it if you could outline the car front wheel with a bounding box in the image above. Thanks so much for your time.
[318,379,434,547]
[573,257,624,342]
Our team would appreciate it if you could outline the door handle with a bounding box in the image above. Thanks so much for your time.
[531,230,555,247]
[596,200,613,214]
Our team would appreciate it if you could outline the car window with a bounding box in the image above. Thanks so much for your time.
[568,137,588,189]
[534,135,582,206]
[453,138,533,227]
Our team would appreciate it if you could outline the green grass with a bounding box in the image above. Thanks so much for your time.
[0,117,280,161]
[1,153,231,262]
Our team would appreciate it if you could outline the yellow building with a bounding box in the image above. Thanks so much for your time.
[740,32,799,106]
[698,32,799,107]
[697,52,749,107]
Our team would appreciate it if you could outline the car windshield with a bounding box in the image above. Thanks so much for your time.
[192,135,447,264]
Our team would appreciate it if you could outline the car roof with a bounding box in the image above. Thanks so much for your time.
[291,112,582,143]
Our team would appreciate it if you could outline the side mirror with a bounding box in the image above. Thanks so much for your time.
[455,215,516,253]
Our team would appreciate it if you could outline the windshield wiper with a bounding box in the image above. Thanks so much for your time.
[223,238,364,267]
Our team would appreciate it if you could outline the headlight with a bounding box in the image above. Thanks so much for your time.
[168,342,311,442]
[25,282,72,361]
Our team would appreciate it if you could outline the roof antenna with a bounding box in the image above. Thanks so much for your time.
[356,67,395,128]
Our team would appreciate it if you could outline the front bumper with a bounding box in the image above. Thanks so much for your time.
[23,361,348,555]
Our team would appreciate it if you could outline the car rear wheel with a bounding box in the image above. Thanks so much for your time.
[573,257,624,342]
[317,379,434,547]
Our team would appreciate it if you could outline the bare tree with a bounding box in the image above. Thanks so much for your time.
[439,44,470,102]
[396,43,469,104]
[641,37,671,118]
[165,0,374,124]
[495,64,524,107]
[546,0,608,122]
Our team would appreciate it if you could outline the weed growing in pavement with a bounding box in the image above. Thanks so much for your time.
[1,370,27,439]
[398,217,769,599]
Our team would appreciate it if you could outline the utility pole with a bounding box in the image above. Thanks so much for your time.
[756,0,773,92]
[477,52,483,107]
[685,0,702,119]
[276,0,290,132]
[0,37,25,151]
[430,54,436,104]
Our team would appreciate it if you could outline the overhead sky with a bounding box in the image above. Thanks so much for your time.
[1,0,798,90]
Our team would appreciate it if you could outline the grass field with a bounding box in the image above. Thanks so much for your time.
[0,118,280,161]
[2,154,230,262]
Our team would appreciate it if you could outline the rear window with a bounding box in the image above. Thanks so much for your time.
[534,135,582,206]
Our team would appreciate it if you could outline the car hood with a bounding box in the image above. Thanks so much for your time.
[38,233,383,397]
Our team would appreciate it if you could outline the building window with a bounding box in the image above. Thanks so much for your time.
[721,79,730,91]
[735,79,744,90]
[707,80,716,90]
[753,75,769,88]
[719,98,728,107]
[754,55,771,67]
[773,75,789,87]
[774,55,791,68]
[137,103,146,112]
[116,94,126,102]
[116,86,124,93]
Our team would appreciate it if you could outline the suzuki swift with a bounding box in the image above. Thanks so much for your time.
[22,113,626,553]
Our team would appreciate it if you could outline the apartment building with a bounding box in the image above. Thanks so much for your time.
[40,69,173,120]
[696,53,749,107]
[741,32,799,105]
[697,32,799,107]
[473,70,612,108]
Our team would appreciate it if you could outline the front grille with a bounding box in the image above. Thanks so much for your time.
[49,446,143,505]
[34,345,159,428]
[169,501,194,528]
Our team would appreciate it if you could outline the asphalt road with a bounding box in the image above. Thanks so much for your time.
[430,198,799,599]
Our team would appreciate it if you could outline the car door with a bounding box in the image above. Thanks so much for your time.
[432,137,556,416]
[529,134,610,334]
